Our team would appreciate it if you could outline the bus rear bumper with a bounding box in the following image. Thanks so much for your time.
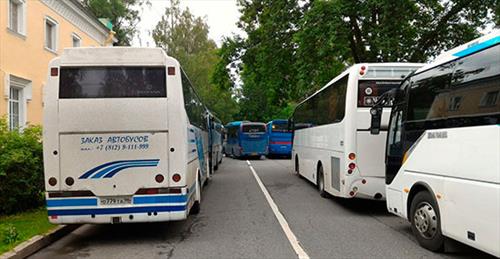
[268,144,292,156]
[349,176,386,200]
[46,185,195,224]
[48,210,188,224]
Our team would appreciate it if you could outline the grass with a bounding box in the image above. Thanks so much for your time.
[0,208,56,254]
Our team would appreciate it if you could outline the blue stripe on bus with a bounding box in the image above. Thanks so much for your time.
[46,198,98,207]
[47,205,186,216]
[133,195,187,204]
[453,36,500,57]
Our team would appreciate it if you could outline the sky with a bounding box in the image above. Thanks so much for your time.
[133,0,243,47]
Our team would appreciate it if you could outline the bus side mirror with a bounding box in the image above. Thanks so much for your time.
[370,107,382,135]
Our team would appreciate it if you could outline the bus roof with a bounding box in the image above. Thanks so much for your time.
[416,29,500,74]
[268,119,288,124]
[58,47,175,66]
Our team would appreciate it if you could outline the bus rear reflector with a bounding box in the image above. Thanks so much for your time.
[48,190,95,198]
[135,188,182,195]
[270,141,292,145]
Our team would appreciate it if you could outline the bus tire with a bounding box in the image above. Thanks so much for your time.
[317,165,328,198]
[295,156,300,175]
[409,191,444,252]
[214,152,219,171]
[190,176,201,215]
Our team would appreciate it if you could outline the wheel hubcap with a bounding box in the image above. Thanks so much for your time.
[414,202,438,239]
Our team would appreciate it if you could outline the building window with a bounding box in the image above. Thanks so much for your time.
[9,88,21,130]
[7,75,31,131]
[8,0,26,35]
[72,33,81,47]
[480,91,499,107]
[44,17,58,52]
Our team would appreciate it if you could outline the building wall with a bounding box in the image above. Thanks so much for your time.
[0,0,109,126]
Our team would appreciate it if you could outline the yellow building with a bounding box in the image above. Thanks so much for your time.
[0,0,114,130]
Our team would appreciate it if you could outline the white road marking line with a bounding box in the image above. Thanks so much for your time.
[246,160,310,259]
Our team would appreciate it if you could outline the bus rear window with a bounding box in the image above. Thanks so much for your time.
[59,67,166,98]
[242,125,266,133]
[271,123,290,133]
[358,80,401,107]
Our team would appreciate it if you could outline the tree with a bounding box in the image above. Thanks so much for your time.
[152,0,239,123]
[294,0,498,97]
[234,0,302,122]
[82,0,146,46]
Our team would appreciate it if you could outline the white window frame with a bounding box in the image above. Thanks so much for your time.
[44,16,59,53]
[4,75,32,130]
[7,0,26,36]
[72,33,82,47]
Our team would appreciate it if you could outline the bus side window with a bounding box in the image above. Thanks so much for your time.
[387,108,403,157]
[449,44,500,126]
[407,63,454,123]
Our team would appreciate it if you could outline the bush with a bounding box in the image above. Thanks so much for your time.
[0,118,44,215]
[1,225,19,245]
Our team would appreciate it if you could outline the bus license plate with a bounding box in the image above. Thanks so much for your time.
[100,196,132,206]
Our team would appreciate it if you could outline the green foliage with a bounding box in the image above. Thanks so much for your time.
[82,0,148,46]
[1,225,19,245]
[222,0,497,122]
[0,208,55,254]
[234,0,302,122]
[0,118,44,215]
[152,0,239,123]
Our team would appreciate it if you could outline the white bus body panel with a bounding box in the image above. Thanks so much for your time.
[43,48,204,224]
[387,126,500,257]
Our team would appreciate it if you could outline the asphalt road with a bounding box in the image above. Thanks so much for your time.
[30,157,493,259]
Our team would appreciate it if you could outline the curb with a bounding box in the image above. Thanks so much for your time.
[0,225,80,259]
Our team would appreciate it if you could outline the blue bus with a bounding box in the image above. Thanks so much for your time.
[266,119,292,158]
[225,121,268,158]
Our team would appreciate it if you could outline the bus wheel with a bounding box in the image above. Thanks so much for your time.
[410,191,444,251]
[190,176,201,215]
[214,152,219,171]
[317,166,328,198]
[295,156,300,175]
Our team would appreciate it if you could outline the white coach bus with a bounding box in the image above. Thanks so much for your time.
[291,63,422,200]
[370,31,499,256]
[43,47,210,224]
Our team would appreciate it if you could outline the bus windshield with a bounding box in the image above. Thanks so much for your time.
[59,67,166,98]
[271,123,290,133]
[242,124,266,133]
[358,80,401,107]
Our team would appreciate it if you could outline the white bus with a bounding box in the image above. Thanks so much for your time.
[291,63,422,200]
[370,31,499,256]
[207,113,224,171]
[43,47,210,224]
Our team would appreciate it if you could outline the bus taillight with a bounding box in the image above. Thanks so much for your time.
[348,163,356,170]
[50,67,58,76]
[348,153,356,160]
[359,65,366,75]
[155,174,164,183]
[172,173,181,182]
